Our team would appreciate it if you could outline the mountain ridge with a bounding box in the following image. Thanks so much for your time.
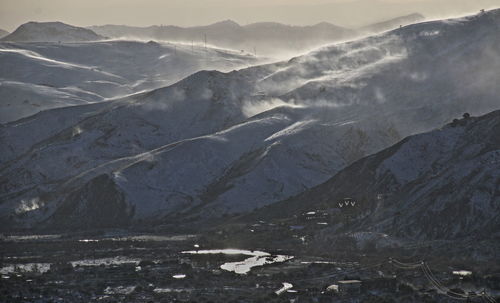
[2,21,106,42]
[0,38,259,123]
[88,19,355,57]
[1,9,499,231]
[246,109,500,242]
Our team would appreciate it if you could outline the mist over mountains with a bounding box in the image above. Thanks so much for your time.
[88,13,425,57]
[0,13,425,58]
[88,21,352,57]
[1,9,499,235]
[2,3,500,301]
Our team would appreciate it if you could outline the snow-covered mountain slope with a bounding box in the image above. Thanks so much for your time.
[255,110,500,241]
[0,40,259,123]
[89,20,356,57]
[248,8,500,136]
[1,22,105,43]
[1,9,500,231]
[0,70,262,229]
[0,101,400,230]
[0,81,95,124]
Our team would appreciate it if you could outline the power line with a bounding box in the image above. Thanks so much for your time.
[421,263,467,300]
[390,258,495,302]
[289,256,481,301]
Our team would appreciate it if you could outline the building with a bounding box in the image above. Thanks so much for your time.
[452,270,472,277]
[326,284,339,292]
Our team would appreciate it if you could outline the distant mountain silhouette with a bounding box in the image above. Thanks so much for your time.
[2,21,105,42]
[90,14,426,56]
[89,20,356,56]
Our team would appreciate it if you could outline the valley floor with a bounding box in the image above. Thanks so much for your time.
[1,230,498,303]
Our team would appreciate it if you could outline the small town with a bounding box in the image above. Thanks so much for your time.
[1,229,498,302]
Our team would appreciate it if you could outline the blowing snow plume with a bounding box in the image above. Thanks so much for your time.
[2,9,500,231]
[2,3,500,302]
[242,98,304,117]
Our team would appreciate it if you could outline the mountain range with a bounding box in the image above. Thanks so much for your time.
[1,9,499,232]
[88,20,353,57]
[0,13,425,58]
[249,110,500,244]
[89,13,424,57]
[0,38,259,123]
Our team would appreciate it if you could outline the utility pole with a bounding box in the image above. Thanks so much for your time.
[253,46,257,57]
[204,34,207,51]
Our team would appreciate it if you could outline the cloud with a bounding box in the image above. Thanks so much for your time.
[242,98,302,117]
[141,87,186,111]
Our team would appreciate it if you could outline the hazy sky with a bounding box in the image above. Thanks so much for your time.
[1,0,498,31]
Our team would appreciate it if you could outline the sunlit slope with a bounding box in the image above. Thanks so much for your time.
[1,9,499,230]
[0,39,258,123]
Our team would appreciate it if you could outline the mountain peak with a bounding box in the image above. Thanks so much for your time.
[2,21,105,42]
[209,19,240,27]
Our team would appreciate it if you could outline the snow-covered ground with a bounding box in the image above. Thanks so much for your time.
[1,9,499,230]
[0,39,259,123]
[278,109,500,244]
